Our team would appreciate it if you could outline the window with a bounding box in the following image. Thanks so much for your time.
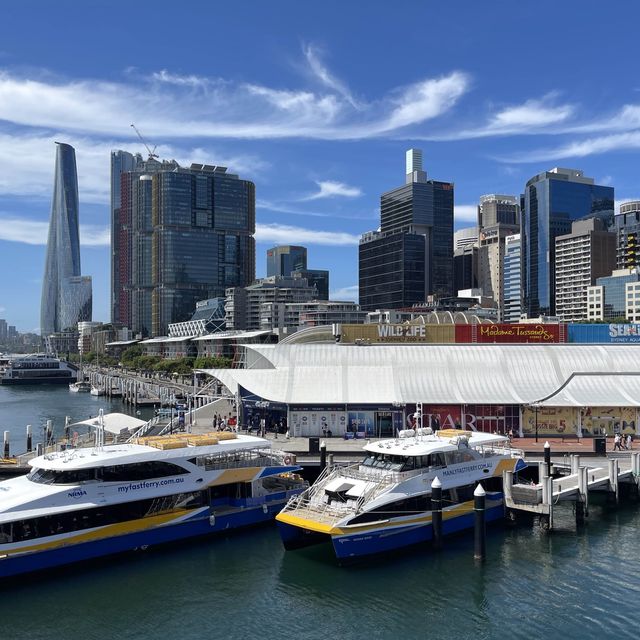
[100,461,189,482]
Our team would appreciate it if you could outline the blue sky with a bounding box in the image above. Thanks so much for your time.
[1,1,639,332]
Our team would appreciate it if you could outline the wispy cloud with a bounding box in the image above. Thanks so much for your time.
[302,180,362,201]
[257,199,374,220]
[255,222,359,246]
[502,130,640,163]
[330,284,359,301]
[0,216,110,246]
[303,44,361,109]
[0,61,469,140]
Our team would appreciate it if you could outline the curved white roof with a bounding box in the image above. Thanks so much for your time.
[200,343,640,406]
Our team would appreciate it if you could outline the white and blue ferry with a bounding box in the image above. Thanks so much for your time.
[0,430,305,578]
[276,429,525,562]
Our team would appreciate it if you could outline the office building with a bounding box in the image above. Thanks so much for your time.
[587,268,640,321]
[477,194,519,228]
[454,245,479,294]
[111,155,256,337]
[454,226,479,250]
[41,142,92,335]
[554,219,616,322]
[502,234,522,323]
[359,149,454,311]
[225,275,318,331]
[261,300,366,332]
[266,246,307,277]
[615,201,640,269]
[0,320,7,340]
[266,246,329,299]
[522,167,614,317]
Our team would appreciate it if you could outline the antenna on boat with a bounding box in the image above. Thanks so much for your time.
[95,408,105,451]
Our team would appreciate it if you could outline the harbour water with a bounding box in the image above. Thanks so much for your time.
[1,387,639,639]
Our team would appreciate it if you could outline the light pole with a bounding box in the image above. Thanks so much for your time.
[534,404,539,444]
[391,401,406,438]
[256,400,270,438]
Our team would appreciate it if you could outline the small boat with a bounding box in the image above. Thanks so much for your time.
[69,380,91,393]
[276,428,526,563]
[0,423,306,578]
[90,386,105,396]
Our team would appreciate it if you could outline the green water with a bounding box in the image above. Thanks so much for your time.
[1,387,639,639]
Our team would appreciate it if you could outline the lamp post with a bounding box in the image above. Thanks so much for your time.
[534,404,539,444]
[391,401,406,438]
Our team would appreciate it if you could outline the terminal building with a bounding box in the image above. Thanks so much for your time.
[199,338,640,440]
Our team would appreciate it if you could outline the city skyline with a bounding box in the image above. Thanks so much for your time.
[1,2,640,331]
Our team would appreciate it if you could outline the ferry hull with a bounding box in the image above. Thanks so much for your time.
[0,498,290,580]
[332,499,504,562]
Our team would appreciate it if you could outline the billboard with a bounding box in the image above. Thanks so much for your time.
[339,323,455,344]
[569,323,640,344]
[456,323,564,343]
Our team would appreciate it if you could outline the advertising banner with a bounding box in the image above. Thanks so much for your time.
[339,324,455,344]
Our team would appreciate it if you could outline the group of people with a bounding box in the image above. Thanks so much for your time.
[613,432,633,451]
[212,414,236,432]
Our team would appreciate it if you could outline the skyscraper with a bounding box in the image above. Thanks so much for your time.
[112,156,256,336]
[266,245,307,277]
[359,149,454,311]
[522,167,614,317]
[41,142,92,335]
[615,201,640,269]
[502,233,522,323]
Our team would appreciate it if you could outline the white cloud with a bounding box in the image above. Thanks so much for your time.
[0,216,109,246]
[302,180,362,201]
[489,95,573,129]
[303,44,361,109]
[0,63,469,141]
[257,199,374,220]
[503,130,640,163]
[454,204,478,223]
[255,222,359,246]
[329,284,359,302]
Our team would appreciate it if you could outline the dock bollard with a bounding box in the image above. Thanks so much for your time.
[46,419,53,446]
[327,453,334,467]
[320,441,327,471]
[431,477,443,550]
[3,431,9,458]
[544,441,551,478]
[26,425,32,452]
[474,483,486,561]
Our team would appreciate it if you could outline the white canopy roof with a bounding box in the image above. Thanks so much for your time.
[199,343,640,407]
[69,412,147,436]
[535,373,640,407]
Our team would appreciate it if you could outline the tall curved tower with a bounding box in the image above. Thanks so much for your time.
[41,143,91,336]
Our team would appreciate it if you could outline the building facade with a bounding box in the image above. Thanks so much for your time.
[477,194,520,228]
[522,168,614,317]
[111,156,256,337]
[587,268,640,321]
[554,219,616,322]
[615,201,640,269]
[41,143,92,335]
[502,233,522,323]
[266,245,307,277]
[225,275,318,331]
[359,149,454,311]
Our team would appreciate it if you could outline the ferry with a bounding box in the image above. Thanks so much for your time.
[0,426,306,578]
[0,354,77,385]
[276,429,526,562]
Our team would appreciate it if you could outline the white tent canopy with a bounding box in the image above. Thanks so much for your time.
[69,413,147,436]
[198,343,640,407]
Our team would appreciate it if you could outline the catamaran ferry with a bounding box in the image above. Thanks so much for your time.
[276,429,525,562]
[0,428,305,578]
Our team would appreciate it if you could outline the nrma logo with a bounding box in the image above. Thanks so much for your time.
[67,489,87,499]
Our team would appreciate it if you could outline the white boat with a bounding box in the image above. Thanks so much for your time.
[276,429,526,562]
[90,385,105,396]
[69,380,91,393]
[0,425,305,578]
[0,354,77,386]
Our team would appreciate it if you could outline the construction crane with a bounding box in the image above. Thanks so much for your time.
[130,123,159,159]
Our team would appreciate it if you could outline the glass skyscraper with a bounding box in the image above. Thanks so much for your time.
[112,156,256,337]
[359,149,454,311]
[41,143,92,335]
[266,245,307,277]
[522,168,614,317]
[502,233,522,323]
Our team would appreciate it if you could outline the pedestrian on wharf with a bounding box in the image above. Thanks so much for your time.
[626,433,633,450]
[613,433,622,451]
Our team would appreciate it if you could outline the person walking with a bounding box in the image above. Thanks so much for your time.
[613,433,621,451]
[626,433,633,450]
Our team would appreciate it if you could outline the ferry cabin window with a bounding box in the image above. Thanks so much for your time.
[28,468,98,484]
[0,490,206,544]
[100,461,189,482]
[444,451,476,464]
[349,493,440,525]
